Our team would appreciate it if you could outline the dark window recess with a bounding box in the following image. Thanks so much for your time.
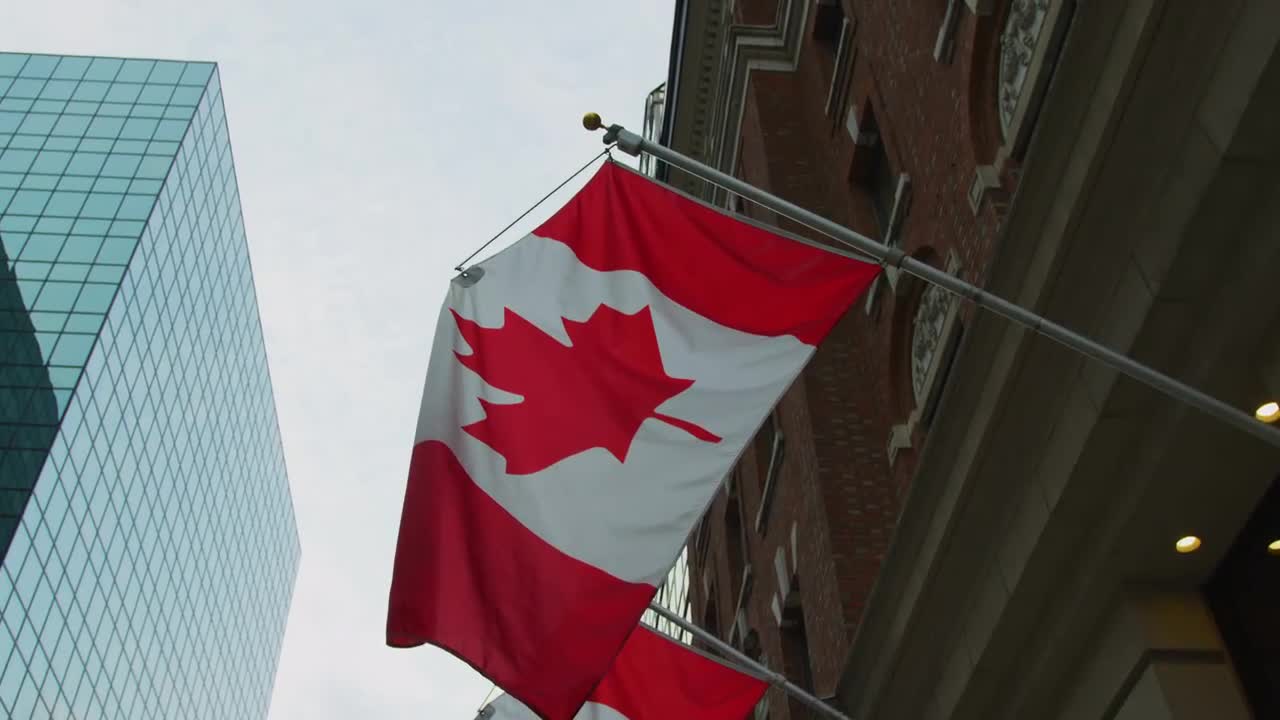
[780,588,815,719]
[726,495,746,598]
[863,109,896,235]
[755,413,777,480]
[702,594,720,649]
[825,22,856,119]
[870,148,896,234]
[1206,476,1280,718]
[754,413,785,534]
[743,628,762,662]
[848,105,897,238]
[694,517,712,566]
[814,0,845,50]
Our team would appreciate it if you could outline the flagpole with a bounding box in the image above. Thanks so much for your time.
[647,602,853,720]
[583,114,1280,451]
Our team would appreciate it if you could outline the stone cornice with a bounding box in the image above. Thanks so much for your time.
[664,0,810,201]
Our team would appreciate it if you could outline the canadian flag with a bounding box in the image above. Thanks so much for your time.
[387,162,877,719]
[480,625,769,720]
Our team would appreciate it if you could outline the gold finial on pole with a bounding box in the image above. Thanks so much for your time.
[583,113,635,154]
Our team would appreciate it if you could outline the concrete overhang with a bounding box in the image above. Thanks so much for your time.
[838,0,1280,717]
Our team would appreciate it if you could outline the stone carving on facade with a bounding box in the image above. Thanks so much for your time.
[999,0,1051,135]
[912,283,956,406]
[888,253,963,467]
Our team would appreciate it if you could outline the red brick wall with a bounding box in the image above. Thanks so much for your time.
[684,1,1014,717]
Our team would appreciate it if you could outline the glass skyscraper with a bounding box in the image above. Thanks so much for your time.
[642,545,692,644]
[0,53,299,719]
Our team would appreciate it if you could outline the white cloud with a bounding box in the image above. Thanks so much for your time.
[2,1,672,717]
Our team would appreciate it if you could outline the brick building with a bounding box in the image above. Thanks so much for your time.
[655,1,1280,718]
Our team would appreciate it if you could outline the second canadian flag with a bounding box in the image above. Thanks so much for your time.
[482,625,769,720]
[387,161,879,719]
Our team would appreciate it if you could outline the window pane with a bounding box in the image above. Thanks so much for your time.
[118,118,156,141]
[83,58,123,82]
[79,193,122,220]
[49,116,89,138]
[38,80,76,101]
[168,86,203,106]
[30,151,73,175]
[18,56,58,79]
[57,237,103,264]
[0,150,36,173]
[70,82,108,102]
[177,63,213,86]
[51,57,90,81]
[99,155,140,179]
[17,114,55,135]
[136,85,173,105]
[7,191,50,215]
[0,54,30,76]
[103,84,141,104]
[64,153,105,176]
[42,191,85,217]
[114,195,153,221]
[5,79,45,99]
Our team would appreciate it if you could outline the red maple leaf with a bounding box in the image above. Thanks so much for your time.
[451,304,720,475]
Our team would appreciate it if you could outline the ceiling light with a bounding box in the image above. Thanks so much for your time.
[1256,402,1280,423]
[1175,536,1202,554]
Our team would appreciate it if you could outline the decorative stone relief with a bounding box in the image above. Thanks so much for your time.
[999,0,1051,136]
[912,283,956,406]
[887,253,964,467]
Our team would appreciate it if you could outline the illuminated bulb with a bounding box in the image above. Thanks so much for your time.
[1175,536,1202,554]
[1268,540,1280,556]
[1256,402,1280,423]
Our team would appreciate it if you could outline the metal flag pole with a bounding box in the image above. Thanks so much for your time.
[582,114,1280,450]
[647,602,853,720]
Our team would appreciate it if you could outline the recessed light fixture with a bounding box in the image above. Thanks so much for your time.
[1175,535,1202,554]
[1256,402,1280,423]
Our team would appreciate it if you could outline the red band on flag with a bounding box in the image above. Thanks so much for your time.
[589,627,769,720]
[533,162,879,345]
[387,440,656,720]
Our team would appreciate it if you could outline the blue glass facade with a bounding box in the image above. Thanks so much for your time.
[0,53,300,718]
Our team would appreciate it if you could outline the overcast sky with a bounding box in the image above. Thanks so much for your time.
[1,2,673,717]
